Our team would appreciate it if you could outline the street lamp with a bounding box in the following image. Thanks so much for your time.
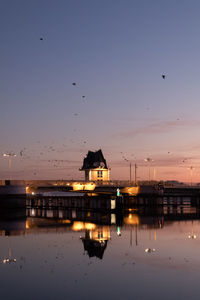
[123,157,132,183]
[3,152,16,180]
[188,166,195,186]
[144,158,154,183]
[123,155,137,185]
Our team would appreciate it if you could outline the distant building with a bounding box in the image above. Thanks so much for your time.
[80,149,110,182]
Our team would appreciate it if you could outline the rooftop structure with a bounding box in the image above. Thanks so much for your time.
[80,149,110,182]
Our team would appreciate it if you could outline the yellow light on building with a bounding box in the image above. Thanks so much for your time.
[72,183,84,191]
[72,182,96,191]
[122,187,139,195]
[84,183,96,191]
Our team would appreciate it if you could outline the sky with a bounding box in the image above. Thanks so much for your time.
[1,0,200,182]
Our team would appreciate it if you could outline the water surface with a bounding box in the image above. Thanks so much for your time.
[1,207,200,300]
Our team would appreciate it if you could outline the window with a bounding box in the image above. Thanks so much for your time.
[97,170,103,178]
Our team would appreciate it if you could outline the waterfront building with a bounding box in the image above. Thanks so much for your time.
[80,149,110,182]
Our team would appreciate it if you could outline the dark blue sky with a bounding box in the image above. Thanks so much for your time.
[1,0,200,181]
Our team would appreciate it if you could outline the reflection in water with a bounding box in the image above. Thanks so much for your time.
[188,220,197,239]
[2,238,17,264]
[145,248,156,253]
[124,213,140,225]
[1,205,200,299]
[72,222,96,231]
[81,227,110,259]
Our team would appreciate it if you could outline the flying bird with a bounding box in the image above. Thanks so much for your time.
[82,96,86,99]
[40,37,44,41]
[162,74,166,79]
[72,83,76,86]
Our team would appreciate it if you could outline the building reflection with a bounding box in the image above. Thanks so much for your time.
[0,204,200,237]
[70,221,110,259]
[81,226,110,259]
[0,208,26,236]
[0,202,200,262]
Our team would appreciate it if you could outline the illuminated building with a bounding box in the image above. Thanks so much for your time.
[80,149,110,182]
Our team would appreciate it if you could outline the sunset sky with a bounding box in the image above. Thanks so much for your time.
[1,0,200,182]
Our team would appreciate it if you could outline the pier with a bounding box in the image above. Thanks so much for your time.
[1,180,200,208]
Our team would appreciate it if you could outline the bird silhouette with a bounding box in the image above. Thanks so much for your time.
[82,96,85,99]
[40,37,43,41]
[72,83,76,86]
[162,74,166,79]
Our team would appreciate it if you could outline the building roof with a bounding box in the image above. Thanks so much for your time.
[80,149,108,170]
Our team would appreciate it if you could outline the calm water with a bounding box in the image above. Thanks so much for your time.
[1,207,200,300]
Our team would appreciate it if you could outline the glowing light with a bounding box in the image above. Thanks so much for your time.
[72,182,96,191]
[85,223,96,230]
[3,153,16,157]
[124,214,140,225]
[3,258,16,264]
[117,188,120,196]
[92,227,110,241]
[117,226,121,236]
[188,234,197,239]
[72,222,96,231]
[145,248,155,253]
[26,221,30,229]
[122,187,139,195]
[111,214,116,224]
[30,209,35,216]
[72,222,84,231]
[60,219,71,224]
[84,183,96,191]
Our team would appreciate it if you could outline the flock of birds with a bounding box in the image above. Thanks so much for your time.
[0,36,179,178]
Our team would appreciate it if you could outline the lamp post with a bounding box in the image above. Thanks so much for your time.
[144,158,154,183]
[3,152,16,180]
[123,158,132,184]
[134,163,137,186]
[188,166,195,186]
[123,155,137,185]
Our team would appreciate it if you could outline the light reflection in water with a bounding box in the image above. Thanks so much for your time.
[0,206,200,299]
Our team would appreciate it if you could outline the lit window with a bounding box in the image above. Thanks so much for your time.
[97,170,103,178]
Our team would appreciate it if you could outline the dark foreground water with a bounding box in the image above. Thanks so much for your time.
[1,207,200,300]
